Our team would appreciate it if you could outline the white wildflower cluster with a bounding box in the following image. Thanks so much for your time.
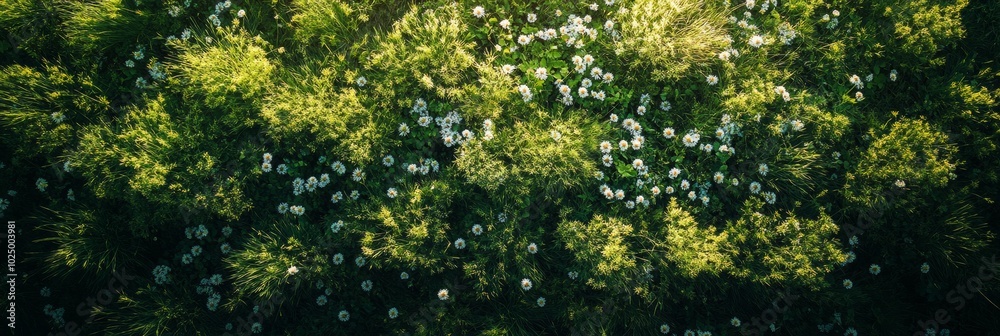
[148,61,166,81]
[774,85,791,102]
[261,152,273,172]
[559,14,599,49]
[435,110,467,147]
[777,22,798,45]
[822,9,841,29]
[153,265,172,284]
[403,157,439,176]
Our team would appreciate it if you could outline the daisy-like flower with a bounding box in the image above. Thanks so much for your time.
[398,123,410,136]
[401,272,410,279]
[602,72,614,83]
[601,154,613,167]
[276,164,288,175]
[472,224,484,236]
[287,266,300,276]
[550,130,562,141]
[843,279,853,289]
[665,186,675,194]
[636,105,647,115]
[849,74,863,89]
[845,251,857,264]
[472,6,485,18]
[388,308,399,319]
[660,324,670,334]
[749,35,764,48]
[790,119,805,131]
[527,243,539,254]
[537,297,547,307]
[855,91,864,102]
[731,317,741,327]
[500,19,511,29]
[352,168,365,181]
[599,141,613,153]
[501,64,516,75]
[355,256,366,267]
[438,289,450,300]
[682,132,701,147]
[651,186,661,196]
[849,235,859,246]
[527,13,537,22]
[890,69,898,82]
[680,180,690,190]
[520,278,533,291]
[713,172,725,183]
[338,310,350,322]
[687,191,697,200]
[454,238,466,249]
[518,84,533,102]
[356,76,367,87]
[277,203,289,214]
[749,182,762,194]
[869,264,881,275]
[632,159,644,170]
[758,163,769,176]
[663,127,676,138]
[362,279,373,291]
[706,75,719,85]
[921,262,930,273]
[668,168,681,179]
[577,87,589,98]
[331,191,344,203]
[614,189,625,200]
[534,67,548,80]
[387,188,398,198]
[518,34,532,45]
[332,253,344,265]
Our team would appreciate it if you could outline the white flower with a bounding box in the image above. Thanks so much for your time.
[438,289,450,300]
[35,178,48,192]
[356,76,367,87]
[921,262,930,273]
[533,67,549,81]
[520,278,533,291]
[287,266,299,276]
[388,308,399,319]
[352,168,365,181]
[332,253,344,265]
[749,35,764,48]
[527,13,537,23]
[277,203,289,214]
[500,19,511,29]
[501,64,516,75]
[472,6,485,18]
[731,317,741,327]
[518,84,533,101]
[400,271,410,279]
[355,256,366,267]
[577,87,589,98]
[518,34,532,45]
[386,188,398,198]
[758,163,769,176]
[527,243,539,254]
[454,238,466,249]
[338,310,350,322]
[869,264,881,275]
[855,91,864,102]
[749,182,762,194]
[659,324,670,334]
[842,279,853,289]
[537,297,547,307]
[682,132,700,147]
[849,74,864,89]
[706,75,719,85]
[668,168,681,179]
[890,69,898,81]
[472,224,484,236]
[663,127,676,139]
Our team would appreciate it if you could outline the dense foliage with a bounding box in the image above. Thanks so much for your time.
[2,0,999,335]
